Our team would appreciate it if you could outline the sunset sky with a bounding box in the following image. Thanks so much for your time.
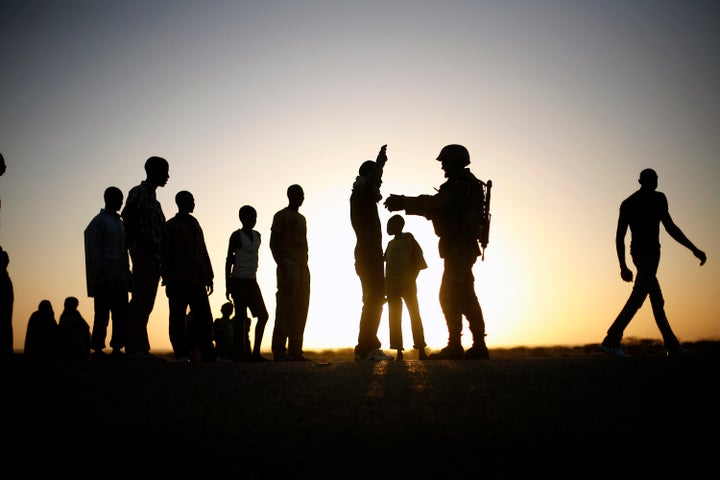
[1,1,718,354]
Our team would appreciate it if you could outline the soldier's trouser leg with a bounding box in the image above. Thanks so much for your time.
[440,256,468,348]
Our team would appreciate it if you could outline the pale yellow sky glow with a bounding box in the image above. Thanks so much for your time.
[1,1,718,353]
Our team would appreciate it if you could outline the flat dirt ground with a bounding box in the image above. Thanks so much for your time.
[3,339,719,479]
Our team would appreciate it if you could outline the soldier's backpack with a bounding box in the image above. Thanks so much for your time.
[466,177,492,260]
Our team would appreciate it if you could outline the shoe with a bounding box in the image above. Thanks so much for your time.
[91,350,108,362]
[429,344,465,360]
[465,344,490,360]
[395,351,403,361]
[418,348,429,361]
[365,348,393,361]
[110,349,125,361]
[127,351,166,362]
[274,354,292,362]
[291,355,312,361]
[600,343,631,358]
[251,354,271,362]
[667,346,690,357]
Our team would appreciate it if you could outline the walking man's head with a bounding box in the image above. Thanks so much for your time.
[638,168,658,191]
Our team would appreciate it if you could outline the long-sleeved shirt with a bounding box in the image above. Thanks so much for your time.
[121,181,165,260]
[84,208,131,297]
[160,213,214,287]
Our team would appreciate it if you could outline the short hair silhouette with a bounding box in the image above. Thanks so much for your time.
[221,302,233,316]
[64,296,79,310]
[239,205,256,223]
[145,156,168,174]
[175,190,194,211]
[387,214,405,232]
[103,186,123,204]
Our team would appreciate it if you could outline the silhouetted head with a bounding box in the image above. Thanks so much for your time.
[103,186,124,212]
[221,302,233,317]
[638,168,658,191]
[239,205,257,228]
[145,156,169,187]
[175,190,195,213]
[387,214,405,235]
[38,299,53,312]
[437,144,470,167]
[359,160,376,177]
[287,184,304,209]
[64,296,79,311]
[0,249,8,269]
[0,152,5,176]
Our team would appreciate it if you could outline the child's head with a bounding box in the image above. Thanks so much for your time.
[239,205,257,228]
[387,214,405,236]
[221,302,234,317]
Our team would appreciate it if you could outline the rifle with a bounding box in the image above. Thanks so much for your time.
[480,180,492,261]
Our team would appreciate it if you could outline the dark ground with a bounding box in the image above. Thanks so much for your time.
[3,339,719,479]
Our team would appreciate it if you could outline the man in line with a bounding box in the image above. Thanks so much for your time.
[351,144,393,361]
[270,184,311,361]
[84,186,131,361]
[122,156,169,361]
[161,190,216,362]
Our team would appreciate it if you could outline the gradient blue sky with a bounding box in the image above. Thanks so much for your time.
[1,0,718,353]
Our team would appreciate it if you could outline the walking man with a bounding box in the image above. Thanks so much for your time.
[600,168,706,357]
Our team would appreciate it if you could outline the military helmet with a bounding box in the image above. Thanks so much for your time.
[436,144,470,167]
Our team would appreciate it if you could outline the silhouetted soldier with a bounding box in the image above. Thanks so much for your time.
[122,156,169,361]
[161,191,216,362]
[384,144,490,359]
[84,186,130,361]
[270,184,311,361]
[600,168,707,357]
[351,145,393,361]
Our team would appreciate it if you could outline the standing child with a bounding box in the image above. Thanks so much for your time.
[58,296,91,363]
[225,205,270,361]
[384,214,428,360]
[213,301,245,361]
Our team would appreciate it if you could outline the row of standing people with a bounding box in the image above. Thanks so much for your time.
[83,155,311,362]
[88,153,430,364]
